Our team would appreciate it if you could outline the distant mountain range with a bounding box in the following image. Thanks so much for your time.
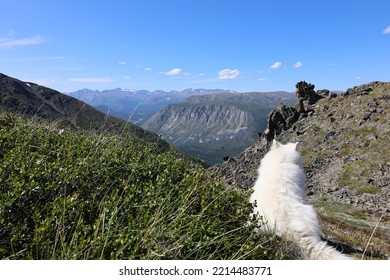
[0,73,169,149]
[67,87,296,164]
[67,88,235,124]
[142,91,296,164]
[0,73,296,165]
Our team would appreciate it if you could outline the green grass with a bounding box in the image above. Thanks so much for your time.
[0,113,296,260]
[314,201,390,259]
[338,163,382,194]
[313,200,367,222]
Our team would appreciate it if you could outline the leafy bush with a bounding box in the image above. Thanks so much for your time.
[0,114,294,259]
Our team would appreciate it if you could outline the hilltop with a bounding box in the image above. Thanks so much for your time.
[210,81,390,259]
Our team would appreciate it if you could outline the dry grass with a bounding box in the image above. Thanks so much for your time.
[317,207,390,259]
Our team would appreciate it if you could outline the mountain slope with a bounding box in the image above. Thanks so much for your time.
[142,91,295,165]
[210,81,390,259]
[0,73,168,148]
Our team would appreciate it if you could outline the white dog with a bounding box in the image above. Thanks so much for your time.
[250,139,352,259]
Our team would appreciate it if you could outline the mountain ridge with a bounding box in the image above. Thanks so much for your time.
[67,88,237,124]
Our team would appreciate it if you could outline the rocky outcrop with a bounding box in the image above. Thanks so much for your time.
[263,104,299,141]
[261,81,331,142]
[296,80,322,104]
[342,81,382,96]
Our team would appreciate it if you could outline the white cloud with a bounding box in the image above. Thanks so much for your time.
[144,67,153,71]
[68,77,113,83]
[218,69,240,80]
[293,61,303,68]
[160,68,183,76]
[258,77,267,82]
[382,26,390,34]
[270,61,282,70]
[0,34,47,48]
[118,61,128,65]
[356,76,363,81]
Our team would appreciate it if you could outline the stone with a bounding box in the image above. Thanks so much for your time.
[294,98,305,114]
[264,103,299,141]
[295,81,322,105]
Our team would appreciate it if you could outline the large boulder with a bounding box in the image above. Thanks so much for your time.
[264,103,299,141]
[296,80,321,105]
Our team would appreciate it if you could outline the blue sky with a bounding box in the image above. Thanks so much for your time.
[1,0,389,93]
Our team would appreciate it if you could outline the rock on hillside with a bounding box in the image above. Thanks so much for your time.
[0,73,169,149]
[210,81,390,259]
[142,91,295,165]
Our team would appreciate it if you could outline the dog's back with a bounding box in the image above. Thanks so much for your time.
[250,140,352,260]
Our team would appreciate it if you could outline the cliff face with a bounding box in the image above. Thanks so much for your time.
[210,81,390,259]
[146,103,255,136]
[143,103,259,165]
[142,91,295,165]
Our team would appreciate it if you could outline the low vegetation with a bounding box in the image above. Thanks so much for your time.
[0,113,298,260]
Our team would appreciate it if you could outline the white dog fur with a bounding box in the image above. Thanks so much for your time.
[250,139,352,259]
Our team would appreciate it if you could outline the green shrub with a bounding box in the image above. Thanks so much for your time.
[0,114,293,260]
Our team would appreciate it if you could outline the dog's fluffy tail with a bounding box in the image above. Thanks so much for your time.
[299,236,353,260]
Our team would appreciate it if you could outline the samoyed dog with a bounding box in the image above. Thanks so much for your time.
[250,140,352,259]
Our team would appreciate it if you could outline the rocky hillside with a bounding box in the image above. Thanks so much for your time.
[210,81,390,259]
[0,73,169,149]
[142,91,295,165]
